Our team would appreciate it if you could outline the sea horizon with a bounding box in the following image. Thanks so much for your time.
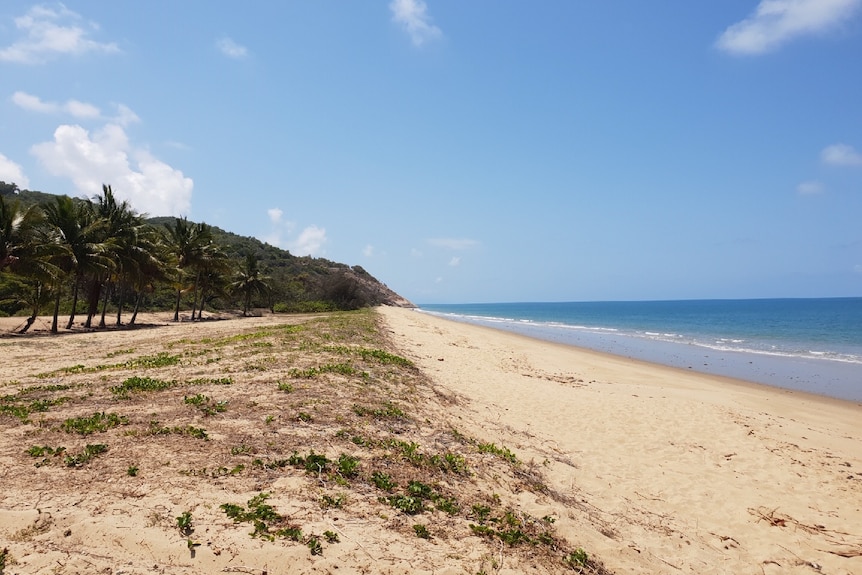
[417,297,862,402]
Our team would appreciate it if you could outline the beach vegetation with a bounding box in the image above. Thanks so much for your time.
[277,381,293,392]
[61,412,128,434]
[145,420,208,440]
[26,445,66,466]
[307,536,323,556]
[336,453,360,478]
[64,443,108,467]
[176,511,193,535]
[183,393,227,416]
[564,548,590,570]
[352,402,405,419]
[371,471,397,491]
[297,411,313,422]
[220,492,329,555]
[320,493,346,509]
[111,376,175,396]
[477,442,518,465]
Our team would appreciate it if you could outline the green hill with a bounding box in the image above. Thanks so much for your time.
[1,185,413,321]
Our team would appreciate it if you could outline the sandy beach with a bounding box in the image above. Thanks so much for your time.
[379,307,862,574]
[0,308,860,574]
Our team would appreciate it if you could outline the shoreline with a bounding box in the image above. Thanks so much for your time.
[416,308,862,402]
[379,306,862,574]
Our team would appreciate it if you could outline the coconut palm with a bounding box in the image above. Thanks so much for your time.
[231,254,271,316]
[115,223,167,326]
[164,217,217,321]
[0,194,43,272]
[42,195,112,332]
[191,243,231,320]
[9,223,64,333]
[83,185,139,328]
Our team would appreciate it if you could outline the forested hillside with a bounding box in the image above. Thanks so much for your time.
[1,183,412,332]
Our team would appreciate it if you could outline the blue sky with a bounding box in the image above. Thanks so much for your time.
[1,1,861,304]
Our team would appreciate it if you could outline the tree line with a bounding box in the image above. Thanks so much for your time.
[1,184,274,333]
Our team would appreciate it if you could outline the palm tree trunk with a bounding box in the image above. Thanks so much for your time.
[85,277,102,328]
[173,288,182,321]
[18,283,41,334]
[98,282,110,328]
[115,275,126,326]
[130,291,143,326]
[52,288,62,333]
[191,270,201,320]
[66,279,80,329]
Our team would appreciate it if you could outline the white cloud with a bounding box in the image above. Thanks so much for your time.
[262,209,325,256]
[0,153,30,188]
[64,99,100,119]
[390,0,442,46]
[448,256,461,267]
[217,37,248,59]
[821,143,862,166]
[30,123,192,216]
[362,244,374,257]
[796,180,825,195]
[428,238,478,250]
[267,208,284,224]
[12,91,57,113]
[0,4,120,64]
[716,0,862,55]
[289,225,327,257]
[12,91,135,122]
[112,104,140,127]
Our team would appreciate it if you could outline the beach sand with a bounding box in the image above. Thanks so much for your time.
[379,306,862,574]
[0,307,860,574]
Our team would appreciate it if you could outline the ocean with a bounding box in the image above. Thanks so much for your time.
[418,298,862,402]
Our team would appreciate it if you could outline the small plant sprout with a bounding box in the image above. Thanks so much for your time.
[176,511,193,535]
[337,454,360,478]
[323,530,339,543]
[127,465,139,477]
[565,548,589,570]
[277,381,293,393]
[371,471,397,491]
[413,524,431,539]
[307,536,323,556]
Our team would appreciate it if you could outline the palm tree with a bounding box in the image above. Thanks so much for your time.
[164,217,215,321]
[10,223,63,333]
[83,185,140,328]
[231,254,271,316]
[191,243,230,320]
[0,194,43,272]
[42,195,111,332]
[127,226,169,326]
[116,223,166,326]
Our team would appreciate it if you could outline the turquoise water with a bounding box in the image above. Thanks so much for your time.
[419,299,862,402]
